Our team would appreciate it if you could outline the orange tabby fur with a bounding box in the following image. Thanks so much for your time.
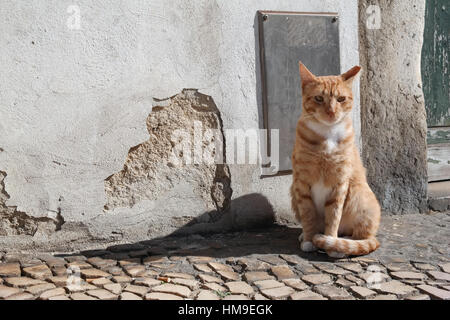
[290,62,381,257]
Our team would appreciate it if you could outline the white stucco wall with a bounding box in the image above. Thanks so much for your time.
[0,0,359,247]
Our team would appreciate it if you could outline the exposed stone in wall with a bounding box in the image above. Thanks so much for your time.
[359,1,428,214]
[0,170,64,236]
[104,89,232,223]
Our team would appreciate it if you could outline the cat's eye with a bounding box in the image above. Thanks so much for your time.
[337,96,346,102]
[314,96,324,103]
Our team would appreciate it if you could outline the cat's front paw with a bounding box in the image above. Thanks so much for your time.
[298,234,318,252]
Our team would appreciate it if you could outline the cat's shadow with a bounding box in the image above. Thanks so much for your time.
[60,193,345,264]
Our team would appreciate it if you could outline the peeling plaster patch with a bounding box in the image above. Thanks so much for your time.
[104,89,232,224]
[0,170,63,236]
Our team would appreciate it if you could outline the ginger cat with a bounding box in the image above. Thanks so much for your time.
[290,62,381,258]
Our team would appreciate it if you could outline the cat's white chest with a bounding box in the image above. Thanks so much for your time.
[311,179,331,216]
[306,120,348,153]
[324,139,338,153]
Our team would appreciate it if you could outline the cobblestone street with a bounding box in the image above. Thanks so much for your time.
[1,212,449,300]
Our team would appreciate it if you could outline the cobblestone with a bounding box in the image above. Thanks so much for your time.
[337,263,364,273]
[151,283,191,298]
[40,288,66,300]
[169,278,199,290]
[112,275,132,283]
[224,281,254,295]
[4,277,46,288]
[71,293,97,300]
[260,286,294,299]
[123,265,146,277]
[0,263,21,277]
[243,271,274,282]
[196,290,220,300]
[91,278,113,287]
[216,270,239,281]
[439,263,450,273]
[0,212,448,300]
[413,263,436,271]
[201,282,226,292]
[391,271,426,280]
[313,263,350,276]
[23,264,52,280]
[271,265,296,280]
[254,293,268,300]
[103,283,122,295]
[0,285,21,299]
[163,272,194,280]
[133,278,161,287]
[301,274,332,285]
[193,264,213,273]
[428,271,450,282]
[26,283,56,295]
[370,294,398,300]
[123,284,149,296]
[290,290,327,300]
[376,280,417,297]
[417,284,450,300]
[254,279,284,290]
[6,292,35,300]
[314,284,352,300]
[65,282,97,293]
[405,294,430,300]
[198,274,223,284]
[48,276,69,287]
[87,289,118,300]
[335,277,355,287]
[80,268,111,279]
[344,274,365,286]
[145,292,183,300]
[223,294,249,300]
[236,258,271,271]
[67,261,91,270]
[282,278,309,291]
[119,292,141,300]
[349,286,377,298]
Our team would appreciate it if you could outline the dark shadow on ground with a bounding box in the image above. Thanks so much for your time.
[56,193,344,264]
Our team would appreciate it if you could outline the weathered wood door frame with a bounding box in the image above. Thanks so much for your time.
[422,0,450,182]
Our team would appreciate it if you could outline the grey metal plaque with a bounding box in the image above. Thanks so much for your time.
[258,11,340,175]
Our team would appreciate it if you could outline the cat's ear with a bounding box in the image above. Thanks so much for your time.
[299,62,316,87]
[341,66,361,84]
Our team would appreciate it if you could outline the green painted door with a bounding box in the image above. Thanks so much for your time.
[422,0,449,127]
[422,0,450,182]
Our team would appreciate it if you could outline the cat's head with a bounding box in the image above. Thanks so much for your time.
[298,62,360,126]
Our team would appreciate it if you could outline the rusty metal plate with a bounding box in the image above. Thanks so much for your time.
[258,11,340,175]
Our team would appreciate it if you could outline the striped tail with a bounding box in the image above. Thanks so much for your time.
[312,234,380,256]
